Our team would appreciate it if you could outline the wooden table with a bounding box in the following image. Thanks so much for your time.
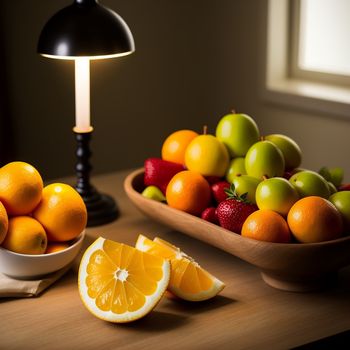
[1,170,350,349]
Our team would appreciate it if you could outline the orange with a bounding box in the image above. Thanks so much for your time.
[136,234,225,301]
[166,170,211,215]
[2,216,47,255]
[78,237,170,323]
[242,209,291,243]
[33,183,87,242]
[185,134,230,177]
[0,161,43,215]
[161,129,198,165]
[287,196,343,243]
[0,202,8,245]
[46,242,70,254]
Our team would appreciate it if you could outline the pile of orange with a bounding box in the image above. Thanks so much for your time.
[166,170,211,215]
[287,196,343,243]
[0,161,87,255]
[161,130,215,216]
[241,196,343,244]
[161,129,198,165]
[242,210,291,243]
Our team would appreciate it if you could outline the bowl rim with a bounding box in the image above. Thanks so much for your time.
[125,168,350,248]
[0,230,86,258]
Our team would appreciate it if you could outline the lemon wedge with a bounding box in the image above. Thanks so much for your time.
[135,234,225,301]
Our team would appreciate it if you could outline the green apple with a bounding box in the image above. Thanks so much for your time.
[329,191,350,230]
[256,177,299,216]
[231,175,261,204]
[225,157,246,183]
[327,181,337,195]
[265,134,302,170]
[319,166,344,187]
[245,141,285,179]
[289,170,330,198]
[142,186,166,202]
[185,134,230,177]
[329,168,344,187]
[216,113,260,157]
[319,166,332,182]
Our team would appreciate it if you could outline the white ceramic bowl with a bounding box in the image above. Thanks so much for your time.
[0,231,85,279]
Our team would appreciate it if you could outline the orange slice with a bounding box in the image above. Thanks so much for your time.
[135,234,225,301]
[78,237,170,323]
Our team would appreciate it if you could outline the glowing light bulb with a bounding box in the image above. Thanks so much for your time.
[74,58,91,132]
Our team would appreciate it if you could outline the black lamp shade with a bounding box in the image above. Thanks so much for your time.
[37,0,135,58]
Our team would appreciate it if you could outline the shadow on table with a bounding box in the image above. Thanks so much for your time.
[113,310,190,332]
[293,330,350,349]
[162,294,235,314]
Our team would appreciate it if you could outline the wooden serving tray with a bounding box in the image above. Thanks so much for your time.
[124,168,350,292]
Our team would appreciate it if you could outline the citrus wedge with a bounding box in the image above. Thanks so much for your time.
[78,237,170,323]
[135,234,225,301]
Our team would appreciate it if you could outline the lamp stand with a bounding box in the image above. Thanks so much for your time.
[74,129,119,226]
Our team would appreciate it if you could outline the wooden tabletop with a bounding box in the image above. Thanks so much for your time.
[1,169,350,349]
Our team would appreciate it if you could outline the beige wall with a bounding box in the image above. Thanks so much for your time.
[1,0,349,182]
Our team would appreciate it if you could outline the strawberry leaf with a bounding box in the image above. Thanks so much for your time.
[224,183,253,204]
[241,192,248,200]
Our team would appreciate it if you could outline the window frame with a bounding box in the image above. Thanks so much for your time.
[263,0,350,119]
[289,0,350,88]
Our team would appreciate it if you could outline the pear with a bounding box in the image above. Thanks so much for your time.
[225,157,246,183]
[245,141,285,179]
[142,186,166,202]
[289,170,330,198]
[329,191,350,230]
[256,177,299,216]
[231,175,261,204]
[216,113,259,157]
[265,134,302,170]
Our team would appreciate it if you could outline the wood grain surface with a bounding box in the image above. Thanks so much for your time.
[1,169,350,350]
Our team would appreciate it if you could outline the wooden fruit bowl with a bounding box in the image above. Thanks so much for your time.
[124,168,350,292]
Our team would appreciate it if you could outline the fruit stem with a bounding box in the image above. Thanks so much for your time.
[262,175,269,181]
[203,125,208,135]
[260,135,265,141]
[231,109,236,114]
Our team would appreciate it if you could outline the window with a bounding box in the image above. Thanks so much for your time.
[264,0,350,118]
[290,0,350,86]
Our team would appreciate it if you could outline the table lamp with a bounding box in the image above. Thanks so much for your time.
[37,0,135,226]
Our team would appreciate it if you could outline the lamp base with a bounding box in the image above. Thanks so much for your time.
[74,130,119,227]
[80,188,119,227]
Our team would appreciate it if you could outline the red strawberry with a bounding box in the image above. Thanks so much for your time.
[144,158,185,194]
[283,171,293,180]
[216,183,257,233]
[283,169,300,180]
[205,176,223,185]
[339,183,350,191]
[201,207,219,225]
[211,181,230,204]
